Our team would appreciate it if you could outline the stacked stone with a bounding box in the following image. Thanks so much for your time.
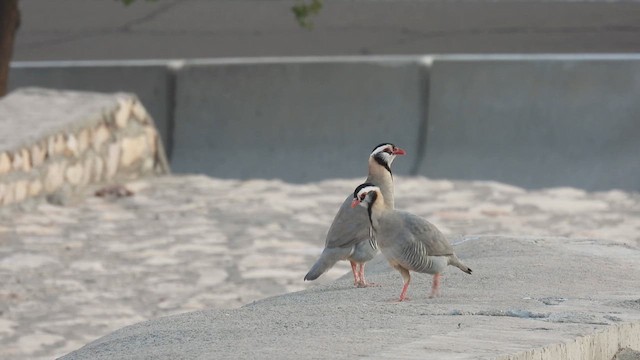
[0,88,169,206]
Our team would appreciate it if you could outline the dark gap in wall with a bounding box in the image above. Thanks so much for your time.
[410,60,431,176]
[164,64,178,161]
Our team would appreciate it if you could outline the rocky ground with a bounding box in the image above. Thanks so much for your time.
[1,174,639,359]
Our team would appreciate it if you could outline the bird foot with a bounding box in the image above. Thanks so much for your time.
[393,296,410,302]
[356,281,380,288]
[428,291,441,299]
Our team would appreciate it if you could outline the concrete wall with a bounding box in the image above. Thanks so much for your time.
[171,58,425,181]
[420,56,640,191]
[9,55,640,191]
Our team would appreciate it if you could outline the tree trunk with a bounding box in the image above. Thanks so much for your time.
[0,0,20,98]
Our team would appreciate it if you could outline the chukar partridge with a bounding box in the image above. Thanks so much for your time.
[351,183,472,301]
[304,143,406,287]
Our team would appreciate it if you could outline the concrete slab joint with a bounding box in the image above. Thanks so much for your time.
[0,87,170,207]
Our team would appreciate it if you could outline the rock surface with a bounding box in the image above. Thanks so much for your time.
[0,175,639,359]
[61,235,640,359]
[0,88,168,206]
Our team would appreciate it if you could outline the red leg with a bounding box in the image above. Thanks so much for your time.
[397,267,411,301]
[399,282,410,301]
[356,263,378,287]
[429,273,441,298]
[350,261,360,286]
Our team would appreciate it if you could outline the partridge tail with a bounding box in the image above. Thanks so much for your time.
[449,255,472,275]
[304,249,344,281]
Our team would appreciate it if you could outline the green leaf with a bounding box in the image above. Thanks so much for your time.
[291,0,323,30]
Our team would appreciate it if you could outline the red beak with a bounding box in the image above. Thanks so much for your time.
[393,147,406,155]
[351,198,360,208]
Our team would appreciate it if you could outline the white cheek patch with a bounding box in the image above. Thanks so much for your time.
[386,154,395,165]
[357,186,379,201]
[371,144,392,156]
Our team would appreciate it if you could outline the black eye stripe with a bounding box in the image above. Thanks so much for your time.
[353,183,376,199]
[371,143,395,154]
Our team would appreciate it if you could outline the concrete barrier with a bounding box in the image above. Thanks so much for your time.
[9,61,175,155]
[9,55,640,191]
[170,58,426,182]
[418,55,640,192]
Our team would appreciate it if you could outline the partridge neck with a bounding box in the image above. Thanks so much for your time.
[367,157,395,208]
[367,191,388,232]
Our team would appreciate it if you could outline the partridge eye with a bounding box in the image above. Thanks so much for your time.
[360,194,366,200]
[384,148,393,154]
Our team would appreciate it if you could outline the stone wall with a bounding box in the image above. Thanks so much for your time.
[0,88,169,206]
[9,62,174,153]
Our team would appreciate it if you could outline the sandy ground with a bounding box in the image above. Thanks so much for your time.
[0,174,639,359]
